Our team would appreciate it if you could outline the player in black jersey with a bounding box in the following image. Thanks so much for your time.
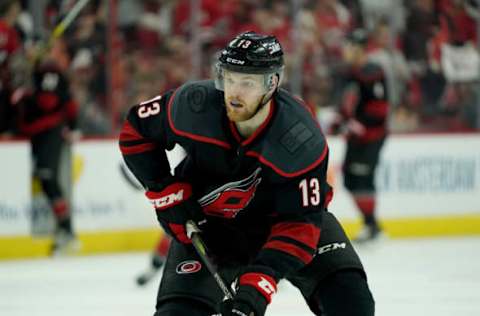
[334,29,389,243]
[120,31,374,316]
[17,60,80,255]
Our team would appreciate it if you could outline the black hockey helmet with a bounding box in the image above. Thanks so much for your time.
[215,31,284,91]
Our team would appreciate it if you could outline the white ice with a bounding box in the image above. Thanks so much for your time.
[1,237,479,316]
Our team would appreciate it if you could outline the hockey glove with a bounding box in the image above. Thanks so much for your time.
[146,182,204,244]
[218,266,278,316]
[346,118,366,137]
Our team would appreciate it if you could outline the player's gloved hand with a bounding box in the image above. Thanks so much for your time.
[346,118,366,137]
[146,182,205,244]
[218,266,278,316]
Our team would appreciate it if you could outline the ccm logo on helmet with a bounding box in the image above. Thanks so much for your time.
[176,260,202,274]
[150,190,184,209]
[226,57,245,65]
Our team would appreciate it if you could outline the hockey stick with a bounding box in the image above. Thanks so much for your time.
[51,0,92,40]
[186,220,234,300]
[34,0,92,62]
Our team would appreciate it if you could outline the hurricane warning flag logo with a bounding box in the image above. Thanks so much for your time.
[198,168,262,218]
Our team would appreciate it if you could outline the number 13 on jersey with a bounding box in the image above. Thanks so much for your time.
[138,95,162,118]
[299,178,321,207]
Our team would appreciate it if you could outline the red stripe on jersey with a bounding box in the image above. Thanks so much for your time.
[20,112,63,135]
[246,145,328,178]
[263,240,313,264]
[167,88,232,149]
[364,99,388,119]
[120,142,157,155]
[352,126,386,143]
[228,100,276,146]
[119,121,144,141]
[270,222,321,250]
[37,92,59,111]
[65,100,78,120]
[292,95,325,133]
[241,99,275,146]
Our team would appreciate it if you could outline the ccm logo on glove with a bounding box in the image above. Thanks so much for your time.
[146,183,192,210]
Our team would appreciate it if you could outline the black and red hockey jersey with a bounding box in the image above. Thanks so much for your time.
[119,80,333,278]
[339,62,389,142]
[17,62,78,136]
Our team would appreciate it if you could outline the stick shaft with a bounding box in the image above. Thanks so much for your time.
[186,221,234,300]
[51,0,92,40]
[34,0,92,63]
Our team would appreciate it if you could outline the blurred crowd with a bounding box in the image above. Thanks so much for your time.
[2,0,480,136]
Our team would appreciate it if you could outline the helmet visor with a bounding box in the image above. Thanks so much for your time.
[214,62,282,92]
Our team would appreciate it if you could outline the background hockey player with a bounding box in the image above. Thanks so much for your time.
[332,28,390,243]
[120,31,374,316]
[16,56,80,255]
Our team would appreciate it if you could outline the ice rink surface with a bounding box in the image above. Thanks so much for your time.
[1,237,480,316]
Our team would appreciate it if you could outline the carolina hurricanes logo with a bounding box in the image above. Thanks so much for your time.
[176,260,202,274]
[198,168,262,219]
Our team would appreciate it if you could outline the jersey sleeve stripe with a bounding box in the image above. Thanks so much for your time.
[119,121,144,141]
[263,240,313,264]
[120,143,157,155]
[269,222,321,250]
[119,119,158,155]
[166,87,232,149]
[65,100,78,120]
[19,112,63,135]
[268,236,316,255]
[245,144,328,178]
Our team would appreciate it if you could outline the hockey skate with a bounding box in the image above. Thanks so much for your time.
[51,229,81,256]
[136,253,165,286]
[353,224,385,244]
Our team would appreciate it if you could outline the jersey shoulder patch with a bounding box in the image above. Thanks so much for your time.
[167,80,230,148]
[249,90,328,178]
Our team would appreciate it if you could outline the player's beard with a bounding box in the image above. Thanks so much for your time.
[225,97,260,122]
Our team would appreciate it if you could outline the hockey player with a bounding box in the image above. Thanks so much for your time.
[120,31,374,316]
[333,29,389,242]
[17,59,80,255]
